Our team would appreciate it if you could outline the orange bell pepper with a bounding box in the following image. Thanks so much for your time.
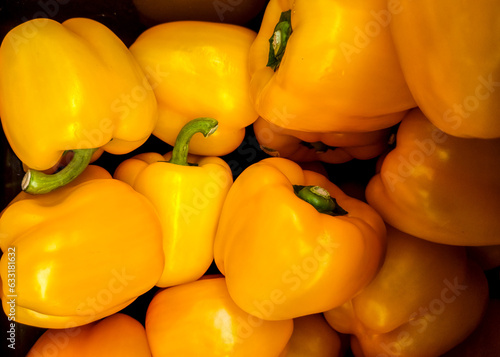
[248,0,416,133]
[145,275,293,356]
[389,0,500,139]
[278,314,344,357]
[214,157,386,320]
[0,166,164,328]
[323,225,489,357]
[26,313,151,357]
[114,118,233,288]
[365,108,500,246]
[253,117,392,164]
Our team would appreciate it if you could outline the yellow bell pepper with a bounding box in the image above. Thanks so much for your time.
[278,314,344,357]
[214,157,386,320]
[253,116,392,164]
[129,20,259,157]
[0,166,164,328]
[114,118,233,288]
[390,0,500,139]
[248,0,416,133]
[365,108,500,246]
[27,313,152,357]
[145,275,293,356]
[323,225,489,357]
[0,18,158,194]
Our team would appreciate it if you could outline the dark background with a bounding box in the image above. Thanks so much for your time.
[1,1,497,356]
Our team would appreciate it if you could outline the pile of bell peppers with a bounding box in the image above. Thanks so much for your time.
[0,1,499,356]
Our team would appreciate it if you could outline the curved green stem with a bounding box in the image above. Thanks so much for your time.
[22,148,98,195]
[267,9,292,71]
[168,118,218,166]
[294,185,348,216]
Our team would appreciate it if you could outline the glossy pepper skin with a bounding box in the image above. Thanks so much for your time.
[129,21,259,157]
[214,157,386,320]
[114,119,233,288]
[248,0,416,133]
[0,166,164,329]
[365,108,500,246]
[278,314,344,357]
[253,117,392,164]
[27,313,152,357]
[145,275,293,357]
[0,18,158,192]
[323,225,489,357]
[390,0,500,139]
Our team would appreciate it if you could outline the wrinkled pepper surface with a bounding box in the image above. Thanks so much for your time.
[214,157,386,320]
[278,314,344,357]
[323,225,489,357]
[145,275,293,357]
[253,117,392,164]
[0,166,164,328]
[129,21,259,156]
[248,0,416,133]
[27,313,151,356]
[365,108,500,246]
[390,0,500,138]
[114,118,233,288]
[0,18,158,193]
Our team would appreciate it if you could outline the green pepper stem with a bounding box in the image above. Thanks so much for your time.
[168,118,219,166]
[266,9,292,71]
[294,185,348,216]
[22,148,98,195]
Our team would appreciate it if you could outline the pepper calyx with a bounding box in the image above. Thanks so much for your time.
[266,9,292,71]
[294,185,348,216]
